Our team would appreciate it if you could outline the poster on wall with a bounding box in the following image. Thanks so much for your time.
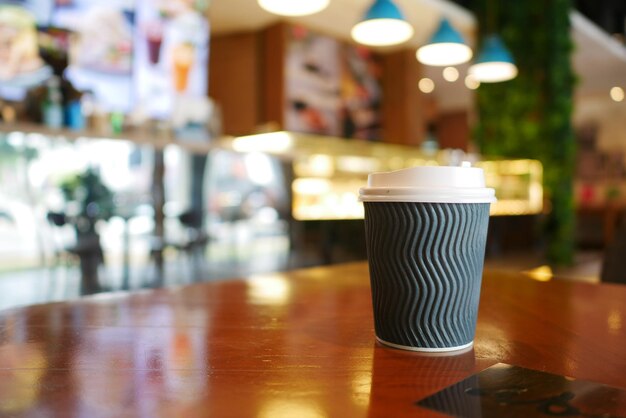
[52,0,135,112]
[340,45,382,140]
[134,0,209,119]
[0,2,53,100]
[284,25,342,137]
[47,0,208,117]
[284,25,383,140]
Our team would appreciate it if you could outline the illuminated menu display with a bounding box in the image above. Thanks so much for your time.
[0,0,209,116]
[133,0,209,118]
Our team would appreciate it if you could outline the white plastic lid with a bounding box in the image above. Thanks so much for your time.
[359,164,496,203]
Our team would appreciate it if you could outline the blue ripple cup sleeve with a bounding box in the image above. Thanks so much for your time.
[359,165,496,352]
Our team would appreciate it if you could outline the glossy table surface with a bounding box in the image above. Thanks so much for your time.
[1,262,625,417]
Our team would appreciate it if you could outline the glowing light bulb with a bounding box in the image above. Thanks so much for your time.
[258,0,329,16]
[418,78,435,93]
[442,67,459,82]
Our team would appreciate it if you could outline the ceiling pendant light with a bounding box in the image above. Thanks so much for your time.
[416,18,472,66]
[351,0,414,47]
[468,35,518,83]
[258,0,329,17]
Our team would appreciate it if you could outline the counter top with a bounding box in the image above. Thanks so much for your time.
[0,262,625,417]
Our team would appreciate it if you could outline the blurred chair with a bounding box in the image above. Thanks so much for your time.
[149,209,210,285]
[600,214,626,284]
[46,211,76,266]
[46,210,106,295]
[174,209,210,277]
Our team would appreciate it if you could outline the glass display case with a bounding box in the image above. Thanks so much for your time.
[223,131,544,220]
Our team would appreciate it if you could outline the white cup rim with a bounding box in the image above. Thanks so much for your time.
[359,187,496,203]
[359,165,496,204]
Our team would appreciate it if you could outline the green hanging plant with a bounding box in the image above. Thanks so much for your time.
[472,0,576,265]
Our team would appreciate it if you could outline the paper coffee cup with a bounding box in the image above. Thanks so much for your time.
[359,164,495,352]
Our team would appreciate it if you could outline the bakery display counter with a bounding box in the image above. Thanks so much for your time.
[223,131,543,220]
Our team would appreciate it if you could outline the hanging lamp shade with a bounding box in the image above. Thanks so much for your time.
[416,18,472,66]
[468,35,518,82]
[351,0,414,47]
[258,0,329,16]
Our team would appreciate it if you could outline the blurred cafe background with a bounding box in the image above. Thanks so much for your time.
[1,0,626,309]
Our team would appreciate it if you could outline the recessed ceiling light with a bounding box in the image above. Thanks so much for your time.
[465,75,480,90]
[442,67,459,82]
[610,87,624,102]
[418,78,435,93]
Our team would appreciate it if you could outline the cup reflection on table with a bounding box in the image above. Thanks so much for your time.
[368,346,479,417]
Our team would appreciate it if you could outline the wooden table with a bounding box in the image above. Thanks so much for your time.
[0,262,625,417]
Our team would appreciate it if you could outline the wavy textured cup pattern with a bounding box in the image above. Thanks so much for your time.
[364,202,490,351]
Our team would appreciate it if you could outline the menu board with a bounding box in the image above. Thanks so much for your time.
[0,2,53,100]
[0,0,210,117]
[51,0,135,112]
[133,0,209,119]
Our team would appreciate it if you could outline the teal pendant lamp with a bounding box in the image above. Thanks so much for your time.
[468,35,518,82]
[416,18,472,66]
[351,0,414,47]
